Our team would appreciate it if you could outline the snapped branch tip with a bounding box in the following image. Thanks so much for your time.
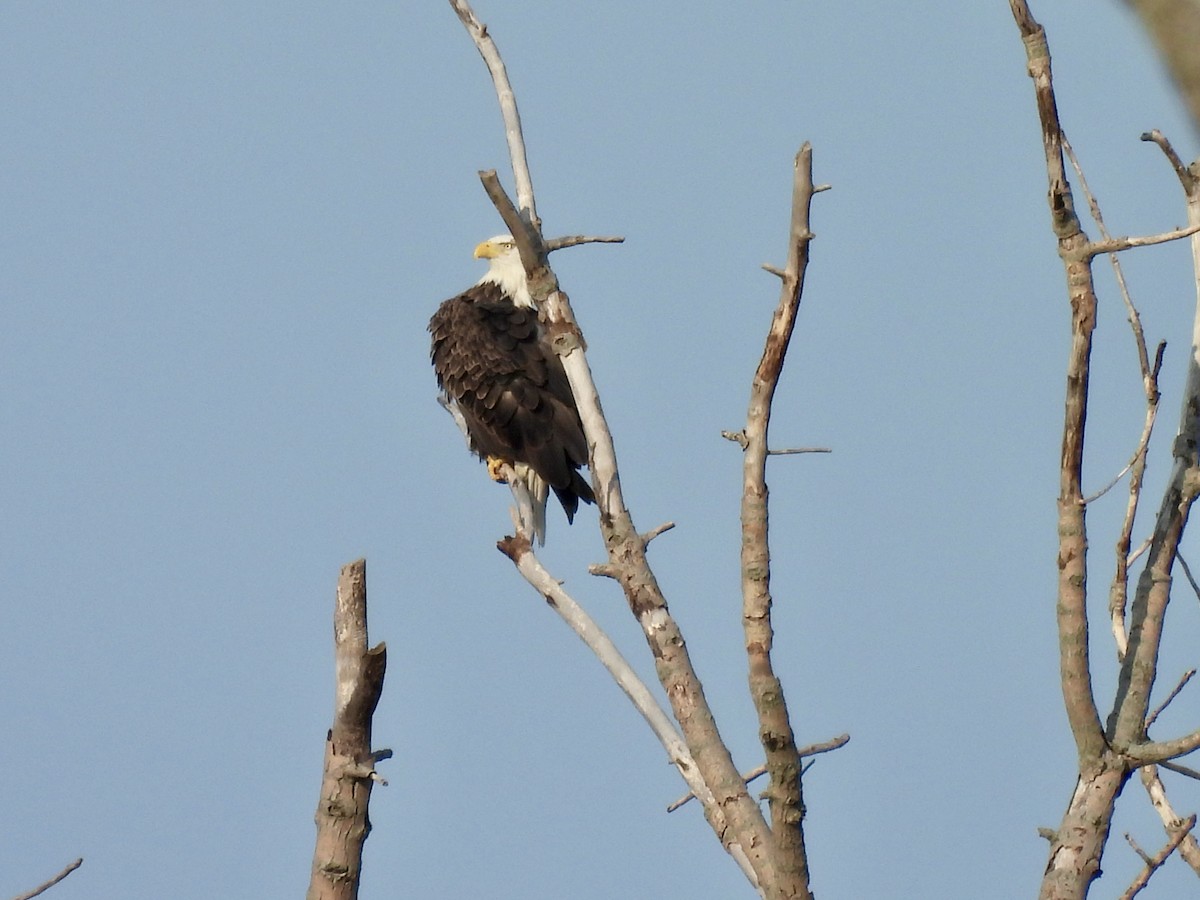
[642,521,676,545]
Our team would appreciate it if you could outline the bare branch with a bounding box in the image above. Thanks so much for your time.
[494,534,762,891]
[1141,130,1197,195]
[667,734,850,812]
[1085,222,1200,258]
[1140,764,1200,875]
[1125,831,1154,865]
[478,169,542,273]
[1118,814,1197,900]
[1009,0,1106,761]
[1126,729,1200,765]
[1161,760,1200,781]
[768,447,831,456]
[641,521,676,544]
[545,235,625,252]
[1061,136,1165,664]
[1111,124,1200,752]
[10,859,83,900]
[1147,668,1196,729]
[1177,552,1200,603]
[1009,4,1132,895]
[738,143,820,891]
[448,0,538,227]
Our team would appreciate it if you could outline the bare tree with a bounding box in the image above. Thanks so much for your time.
[1009,2,1200,897]
[444,2,847,898]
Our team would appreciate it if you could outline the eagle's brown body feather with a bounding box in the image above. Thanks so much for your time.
[430,279,594,523]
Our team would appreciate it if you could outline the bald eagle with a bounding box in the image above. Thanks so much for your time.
[429,235,594,543]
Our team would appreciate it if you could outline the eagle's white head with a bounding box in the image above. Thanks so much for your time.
[474,235,534,309]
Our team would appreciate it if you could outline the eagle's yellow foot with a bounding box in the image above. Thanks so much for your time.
[486,456,510,483]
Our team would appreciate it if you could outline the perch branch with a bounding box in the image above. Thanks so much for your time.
[11,859,83,900]
[307,560,388,900]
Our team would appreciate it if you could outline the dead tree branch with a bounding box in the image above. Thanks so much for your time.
[667,734,849,813]
[1061,136,1165,662]
[1012,2,1200,896]
[1118,814,1196,899]
[1109,134,1200,758]
[1009,2,1126,895]
[736,142,823,889]
[10,858,83,900]
[307,560,388,900]
[495,530,761,889]
[1139,764,1200,875]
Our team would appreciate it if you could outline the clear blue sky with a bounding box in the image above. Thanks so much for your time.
[4,2,1200,898]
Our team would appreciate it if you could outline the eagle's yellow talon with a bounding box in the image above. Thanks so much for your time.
[486,456,509,483]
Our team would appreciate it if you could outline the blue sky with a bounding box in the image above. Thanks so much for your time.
[4,2,1200,898]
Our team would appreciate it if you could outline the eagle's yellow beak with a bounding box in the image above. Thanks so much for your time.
[474,240,499,259]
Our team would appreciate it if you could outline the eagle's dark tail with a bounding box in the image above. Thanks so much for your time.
[553,471,596,523]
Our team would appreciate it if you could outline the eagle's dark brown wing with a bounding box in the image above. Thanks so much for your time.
[429,282,594,520]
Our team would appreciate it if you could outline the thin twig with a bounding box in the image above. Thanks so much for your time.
[1125,831,1154,865]
[10,859,83,900]
[667,734,850,812]
[1176,552,1200,604]
[1119,814,1197,899]
[545,235,625,251]
[1160,760,1200,782]
[1147,669,1196,729]
[768,447,831,456]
